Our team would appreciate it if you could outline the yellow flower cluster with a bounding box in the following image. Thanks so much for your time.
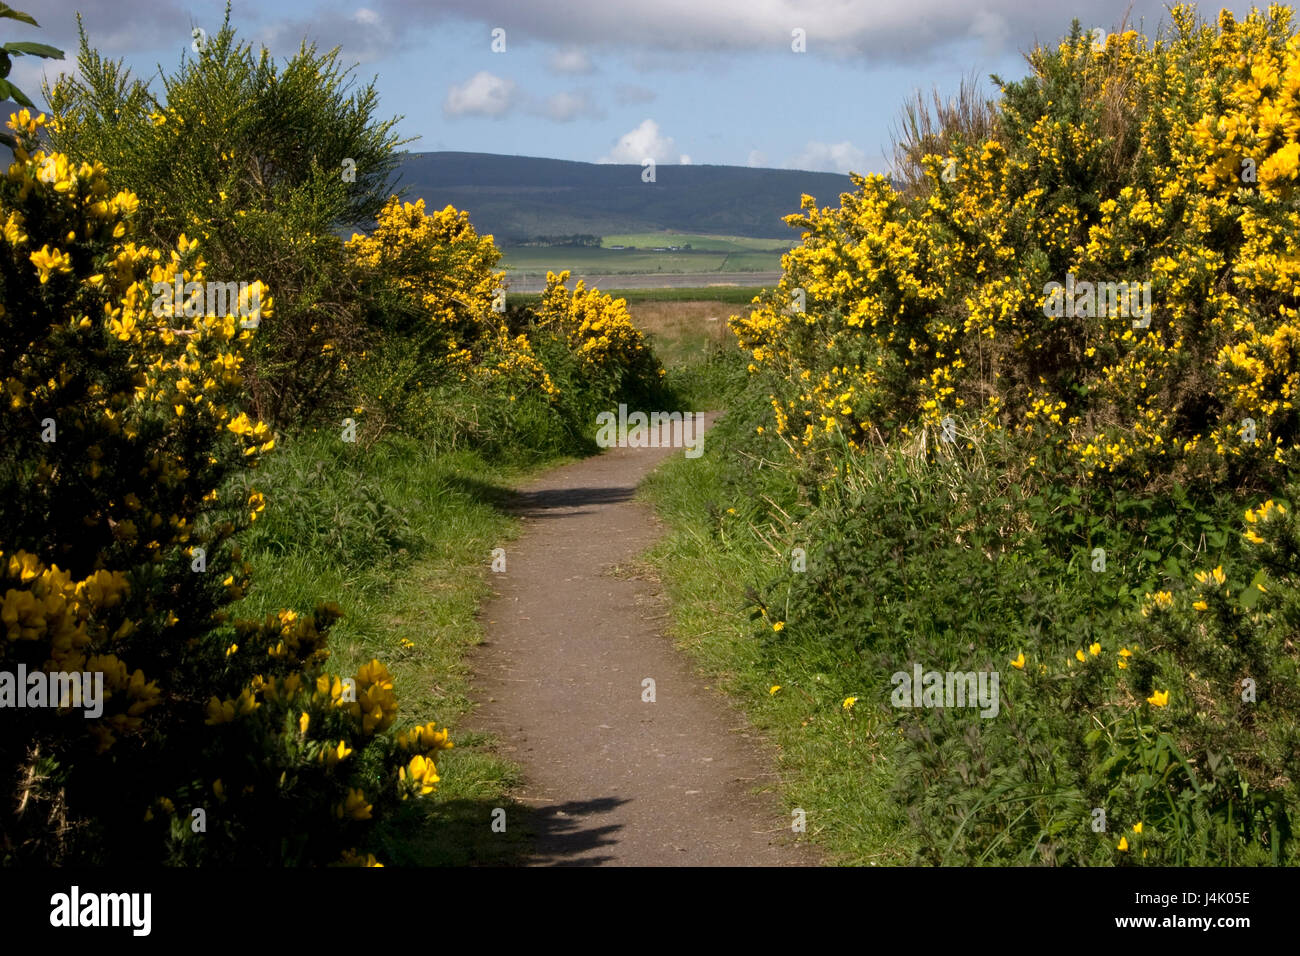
[535,270,655,376]
[730,7,1300,486]
[1,549,160,751]
[1,107,453,864]
[1193,17,1300,198]
[349,658,398,734]
[345,197,556,396]
[1242,497,1287,543]
[1139,590,1175,617]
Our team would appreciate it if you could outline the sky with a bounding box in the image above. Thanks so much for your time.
[2,1,1266,174]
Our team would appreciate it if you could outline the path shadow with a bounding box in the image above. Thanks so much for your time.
[376,787,629,867]
[507,485,637,518]
[440,474,637,520]
[525,796,630,867]
[439,473,518,512]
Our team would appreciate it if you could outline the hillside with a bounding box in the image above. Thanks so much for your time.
[392,151,853,244]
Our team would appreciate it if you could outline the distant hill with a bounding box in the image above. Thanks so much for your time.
[392,152,853,245]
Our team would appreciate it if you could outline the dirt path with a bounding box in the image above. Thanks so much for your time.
[468,413,815,866]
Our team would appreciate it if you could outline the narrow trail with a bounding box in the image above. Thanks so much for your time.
[468,413,815,866]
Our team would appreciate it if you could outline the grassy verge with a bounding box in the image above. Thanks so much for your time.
[644,358,1300,865]
[639,386,911,865]
[231,432,570,864]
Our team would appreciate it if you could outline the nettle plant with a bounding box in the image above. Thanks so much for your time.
[0,113,447,865]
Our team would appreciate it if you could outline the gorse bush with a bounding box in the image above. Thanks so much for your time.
[733,5,1300,495]
[346,196,557,406]
[42,5,669,447]
[719,5,1300,865]
[345,205,667,455]
[534,269,666,405]
[0,111,448,866]
[46,9,405,427]
[2,2,670,868]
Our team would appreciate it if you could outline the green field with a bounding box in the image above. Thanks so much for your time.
[500,233,791,276]
[500,247,784,276]
[509,286,765,308]
[599,232,794,252]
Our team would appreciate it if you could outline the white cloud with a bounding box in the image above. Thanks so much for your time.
[746,149,767,168]
[255,6,406,63]
[393,0,1170,63]
[599,118,685,164]
[444,72,603,123]
[549,47,594,74]
[786,140,867,174]
[443,71,517,118]
[680,154,692,164]
[537,90,602,122]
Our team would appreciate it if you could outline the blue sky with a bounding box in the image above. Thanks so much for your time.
[4,1,1266,173]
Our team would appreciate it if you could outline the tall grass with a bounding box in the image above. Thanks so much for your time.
[641,375,912,864]
[229,432,542,864]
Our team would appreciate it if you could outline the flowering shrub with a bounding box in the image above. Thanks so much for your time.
[346,197,556,401]
[344,207,667,456]
[0,111,445,865]
[733,5,1300,492]
[46,15,404,427]
[534,270,664,401]
[721,6,1300,866]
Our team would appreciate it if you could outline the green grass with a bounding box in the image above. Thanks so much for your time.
[718,251,786,271]
[638,383,913,866]
[500,246,783,276]
[641,366,1300,865]
[231,432,561,864]
[600,232,794,252]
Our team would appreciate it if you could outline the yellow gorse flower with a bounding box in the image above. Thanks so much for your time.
[399,754,441,797]
[29,244,72,283]
[335,788,372,820]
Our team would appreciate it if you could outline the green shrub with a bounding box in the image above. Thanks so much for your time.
[46,9,406,427]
